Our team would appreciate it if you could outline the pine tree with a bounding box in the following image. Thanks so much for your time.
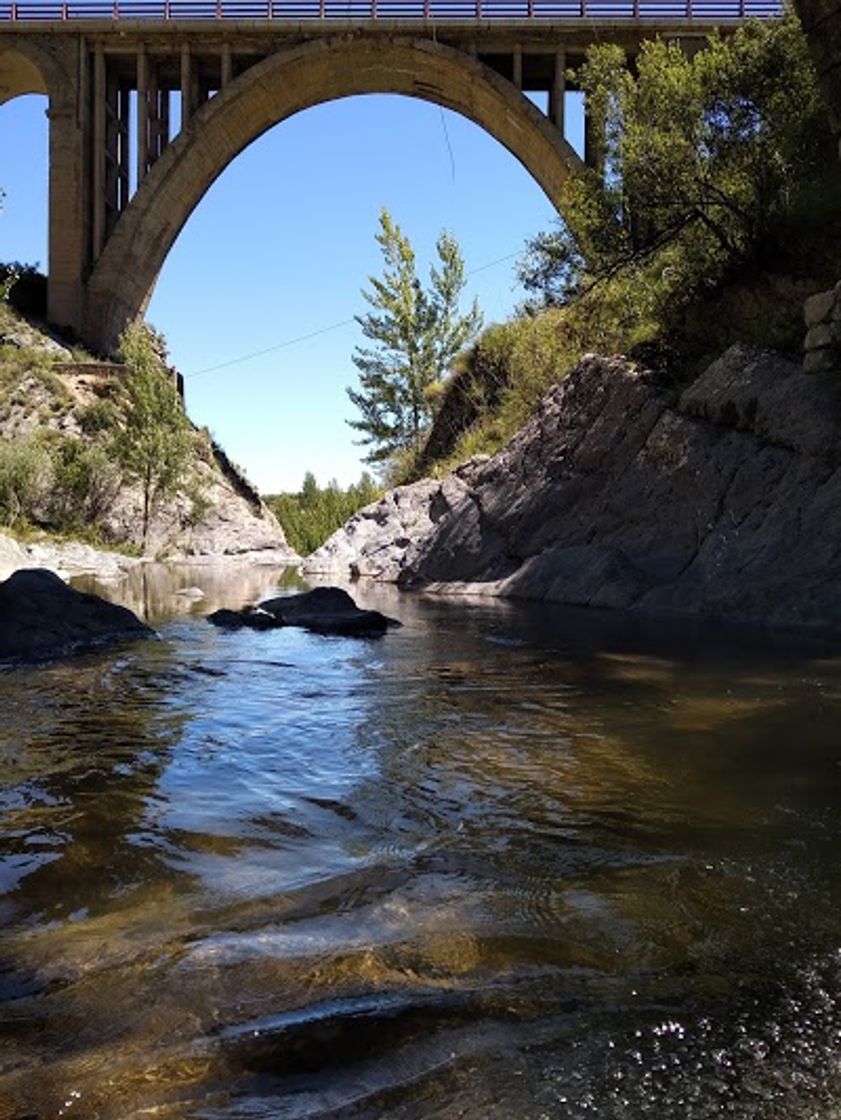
[347,208,482,465]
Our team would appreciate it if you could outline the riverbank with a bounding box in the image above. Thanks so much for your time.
[306,343,841,635]
[0,530,298,585]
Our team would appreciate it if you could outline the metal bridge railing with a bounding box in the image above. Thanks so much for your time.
[0,0,782,20]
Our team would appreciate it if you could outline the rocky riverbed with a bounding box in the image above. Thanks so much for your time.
[305,344,841,634]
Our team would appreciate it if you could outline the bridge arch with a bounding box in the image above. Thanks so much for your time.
[0,41,53,105]
[84,35,582,350]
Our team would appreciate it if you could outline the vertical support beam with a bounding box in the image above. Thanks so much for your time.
[512,46,522,90]
[104,65,119,230]
[149,62,170,161]
[117,81,131,212]
[192,60,205,113]
[550,48,565,135]
[180,42,192,130]
[47,45,91,336]
[147,59,160,164]
[158,84,170,154]
[137,47,149,188]
[221,41,232,87]
[92,46,106,259]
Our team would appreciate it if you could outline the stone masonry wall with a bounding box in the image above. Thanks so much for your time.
[804,284,841,373]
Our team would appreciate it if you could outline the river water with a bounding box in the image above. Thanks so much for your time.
[2,564,841,1119]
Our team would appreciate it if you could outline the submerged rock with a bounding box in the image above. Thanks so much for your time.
[208,586,401,637]
[304,346,841,634]
[0,568,155,662]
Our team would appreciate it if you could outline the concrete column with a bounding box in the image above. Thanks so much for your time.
[149,67,170,161]
[47,97,88,335]
[105,66,119,231]
[147,61,159,165]
[158,85,170,154]
[180,43,192,130]
[92,46,106,259]
[221,42,232,87]
[117,82,131,211]
[193,62,206,113]
[550,48,565,135]
[512,46,522,90]
[137,47,149,187]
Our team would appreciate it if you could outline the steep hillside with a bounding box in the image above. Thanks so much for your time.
[306,341,841,634]
[0,305,298,562]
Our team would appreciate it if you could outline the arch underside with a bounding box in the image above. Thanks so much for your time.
[0,45,49,105]
[84,36,580,349]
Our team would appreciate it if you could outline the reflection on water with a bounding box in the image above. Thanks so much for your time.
[2,566,841,1118]
[72,561,305,624]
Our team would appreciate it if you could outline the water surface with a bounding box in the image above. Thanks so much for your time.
[2,565,841,1118]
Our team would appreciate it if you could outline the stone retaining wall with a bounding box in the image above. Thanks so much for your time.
[804,283,841,373]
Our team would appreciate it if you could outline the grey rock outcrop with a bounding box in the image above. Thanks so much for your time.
[0,568,155,662]
[305,346,841,633]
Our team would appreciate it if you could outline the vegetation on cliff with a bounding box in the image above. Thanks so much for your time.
[0,301,289,557]
[411,12,841,480]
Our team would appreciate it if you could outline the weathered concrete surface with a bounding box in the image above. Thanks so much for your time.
[306,346,841,633]
[0,568,154,661]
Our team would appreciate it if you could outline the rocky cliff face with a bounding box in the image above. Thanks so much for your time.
[306,345,841,633]
[0,312,299,563]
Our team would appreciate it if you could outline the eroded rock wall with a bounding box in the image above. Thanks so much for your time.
[306,346,841,632]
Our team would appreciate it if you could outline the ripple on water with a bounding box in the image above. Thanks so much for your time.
[2,572,841,1118]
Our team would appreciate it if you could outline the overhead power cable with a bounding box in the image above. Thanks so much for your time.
[186,248,522,379]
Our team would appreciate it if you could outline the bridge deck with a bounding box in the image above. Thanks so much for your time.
[0,0,781,22]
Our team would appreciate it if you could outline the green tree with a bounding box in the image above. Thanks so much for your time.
[113,322,195,552]
[518,14,837,316]
[347,208,482,466]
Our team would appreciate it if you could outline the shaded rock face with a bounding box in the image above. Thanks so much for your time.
[0,568,155,662]
[208,586,401,637]
[306,346,841,633]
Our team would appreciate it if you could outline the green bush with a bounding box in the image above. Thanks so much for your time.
[46,436,120,531]
[77,398,119,436]
[0,438,51,528]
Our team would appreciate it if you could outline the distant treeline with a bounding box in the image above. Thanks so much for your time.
[265,471,380,557]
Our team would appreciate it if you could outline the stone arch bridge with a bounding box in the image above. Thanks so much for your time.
[1,0,777,352]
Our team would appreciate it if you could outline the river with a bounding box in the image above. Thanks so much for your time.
[2,564,841,1119]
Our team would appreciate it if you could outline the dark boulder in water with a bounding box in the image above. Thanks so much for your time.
[208,586,400,637]
[0,568,155,663]
[206,607,279,631]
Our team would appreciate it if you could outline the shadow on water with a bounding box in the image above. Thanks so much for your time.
[1,566,841,1117]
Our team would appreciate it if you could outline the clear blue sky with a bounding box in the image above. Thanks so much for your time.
[1,89,581,492]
